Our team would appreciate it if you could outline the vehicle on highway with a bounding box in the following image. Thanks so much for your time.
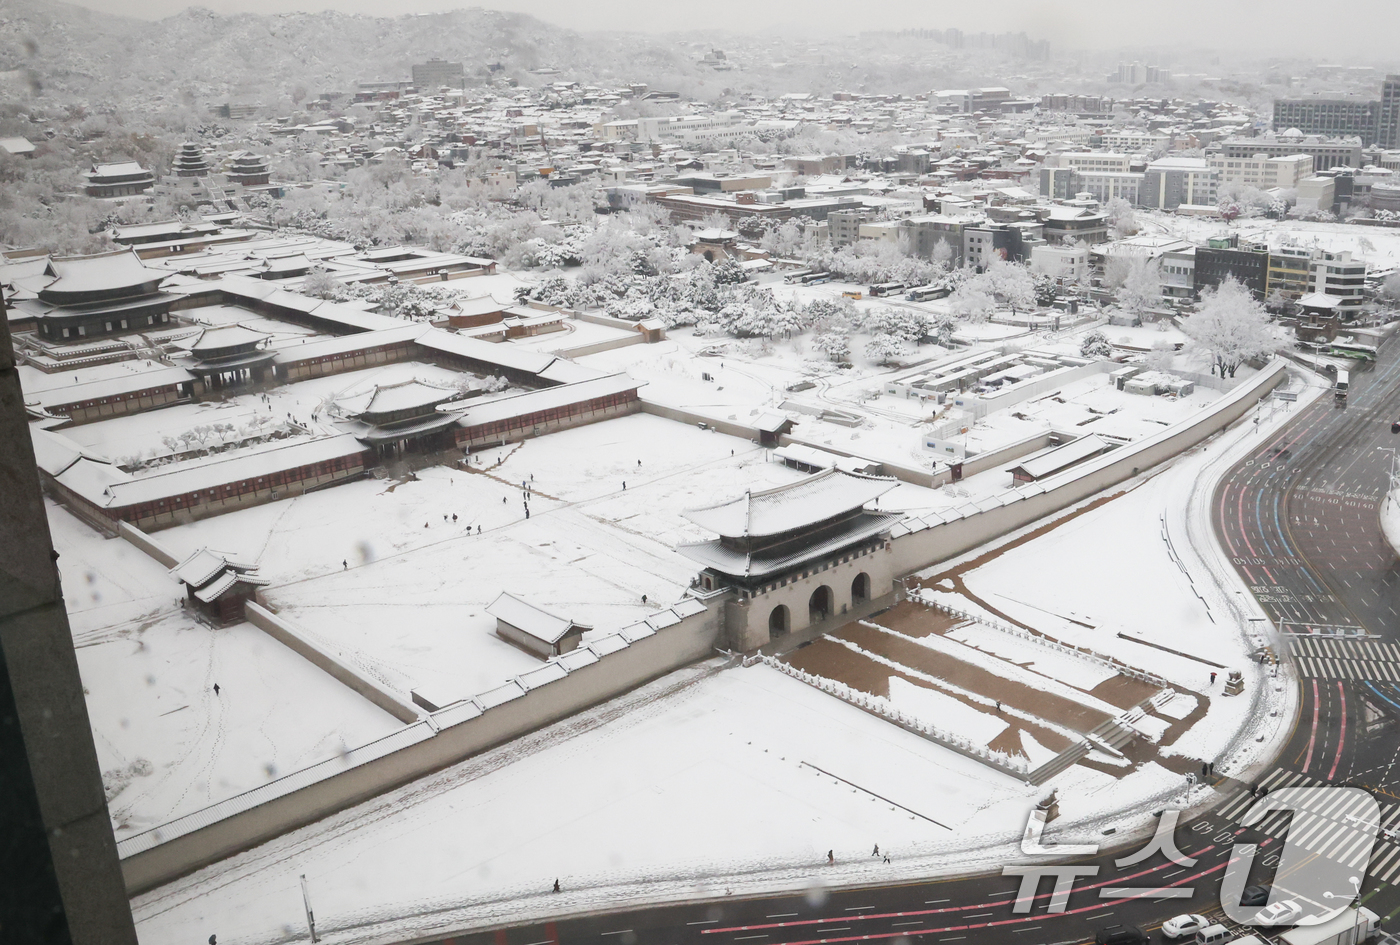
[1241,885,1271,906]
[1095,923,1148,945]
[1161,914,1210,939]
[1336,369,1350,394]
[1329,340,1378,361]
[1195,923,1232,945]
[1254,899,1304,927]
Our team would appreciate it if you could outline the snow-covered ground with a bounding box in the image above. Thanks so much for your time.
[50,502,402,839]
[124,368,1317,945]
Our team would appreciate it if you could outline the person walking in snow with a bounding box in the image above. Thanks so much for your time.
[827,850,834,865]
[213,683,221,696]
[872,843,879,857]
[1209,671,1217,684]
[343,559,347,570]
[452,513,458,523]
[553,878,560,893]
[883,852,890,864]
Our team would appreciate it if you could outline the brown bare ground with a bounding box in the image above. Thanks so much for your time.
[780,637,1073,758]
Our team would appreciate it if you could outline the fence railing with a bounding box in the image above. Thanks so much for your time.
[761,655,1030,778]
[911,589,1169,689]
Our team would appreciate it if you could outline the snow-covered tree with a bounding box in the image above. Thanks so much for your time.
[947,279,996,321]
[1080,329,1114,359]
[1115,257,1161,314]
[930,238,955,272]
[865,333,909,365]
[812,330,851,362]
[301,267,347,300]
[1180,276,1281,377]
[1382,273,1400,305]
[1104,197,1139,239]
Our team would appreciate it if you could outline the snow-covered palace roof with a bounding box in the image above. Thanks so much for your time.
[684,468,896,540]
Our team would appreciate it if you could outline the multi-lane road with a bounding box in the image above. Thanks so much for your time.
[421,343,1400,945]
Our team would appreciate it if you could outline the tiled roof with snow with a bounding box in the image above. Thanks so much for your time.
[191,325,270,353]
[486,592,589,644]
[683,468,897,539]
[41,250,164,296]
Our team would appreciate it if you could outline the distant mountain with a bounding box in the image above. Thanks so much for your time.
[0,0,693,103]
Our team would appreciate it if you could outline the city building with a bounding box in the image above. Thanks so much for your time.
[1307,250,1367,316]
[411,59,465,90]
[1213,133,1364,172]
[1030,244,1089,282]
[1140,157,1218,210]
[1272,77,1400,146]
[1207,152,1313,189]
[828,207,877,248]
[1194,239,1269,299]
[1266,248,1315,300]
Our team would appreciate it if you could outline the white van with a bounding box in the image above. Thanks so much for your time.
[1195,925,1232,945]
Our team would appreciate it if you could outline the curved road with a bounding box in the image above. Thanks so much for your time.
[406,348,1400,945]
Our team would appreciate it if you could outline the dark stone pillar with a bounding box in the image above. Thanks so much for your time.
[0,297,139,943]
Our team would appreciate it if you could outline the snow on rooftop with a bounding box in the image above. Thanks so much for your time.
[41,250,165,297]
[684,467,896,539]
[190,325,271,353]
[486,592,588,644]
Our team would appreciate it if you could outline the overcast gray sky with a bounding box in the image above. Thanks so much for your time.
[57,0,1400,57]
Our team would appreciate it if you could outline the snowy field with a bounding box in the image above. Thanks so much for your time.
[124,368,1314,945]
[148,414,947,707]
[49,502,402,839]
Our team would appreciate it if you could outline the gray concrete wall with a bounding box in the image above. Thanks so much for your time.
[551,333,646,359]
[118,595,727,894]
[117,521,179,568]
[245,602,420,724]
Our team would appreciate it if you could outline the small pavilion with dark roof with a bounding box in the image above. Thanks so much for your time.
[170,548,268,626]
[680,468,901,648]
[188,324,275,389]
[341,379,472,456]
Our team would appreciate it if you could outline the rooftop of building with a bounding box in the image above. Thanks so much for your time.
[684,467,897,540]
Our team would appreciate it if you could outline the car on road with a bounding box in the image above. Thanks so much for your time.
[1253,899,1303,926]
[1096,924,1148,945]
[1241,885,1270,906]
[1161,914,1209,939]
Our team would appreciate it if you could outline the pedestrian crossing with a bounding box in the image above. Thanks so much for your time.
[1216,768,1400,883]
[1287,637,1400,681]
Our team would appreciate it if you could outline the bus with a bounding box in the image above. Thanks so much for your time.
[906,284,950,302]
[798,271,831,285]
[869,282,906,297]
[1329,340,1378,361]
[782,269,813,284]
